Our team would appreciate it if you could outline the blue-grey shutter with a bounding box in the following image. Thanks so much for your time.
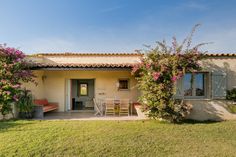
[174,78,183,98]
[211,72,226,99]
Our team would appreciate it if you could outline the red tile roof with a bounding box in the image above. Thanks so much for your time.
[30,52,236,57]
[31,52,142,57]
[28,52,236,69]
[205,53,236,57]
[33,63,134,68]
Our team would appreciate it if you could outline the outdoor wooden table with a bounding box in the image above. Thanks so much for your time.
[114,99,133,116]
[114,100,120,115]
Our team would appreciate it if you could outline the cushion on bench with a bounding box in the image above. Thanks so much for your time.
[43,104,58,112]
[34,99,49,106]
[34,99,58,113]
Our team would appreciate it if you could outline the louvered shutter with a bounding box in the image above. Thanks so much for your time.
[174,78,183,98]
[211,72,227,99]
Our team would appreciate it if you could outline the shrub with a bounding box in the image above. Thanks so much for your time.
[0,44,35,119]
[226,88,236,101]
[132,25,206,123]
[17,89,34,119]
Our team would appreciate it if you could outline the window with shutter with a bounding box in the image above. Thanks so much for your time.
[175,72,207,98]
[175,78,183,97]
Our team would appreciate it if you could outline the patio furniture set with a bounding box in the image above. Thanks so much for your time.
[93,98,132,116]
[33,98,132,118]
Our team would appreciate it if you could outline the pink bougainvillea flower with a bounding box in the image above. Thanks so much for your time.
[15,58,21,62]
[5,91,11,95]
[13,95,19,102]
[12,84,21,89]
[152,72,161,81]
[131,64,140,75]
[177,71,183,78]
[146,63,151,69]
[171,75,178,82]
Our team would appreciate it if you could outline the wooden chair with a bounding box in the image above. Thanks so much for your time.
[105,99,115,116]
[93,98,103,116]
[119,99,130,116]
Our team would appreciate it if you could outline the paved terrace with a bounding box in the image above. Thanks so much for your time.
[40,111,146,121]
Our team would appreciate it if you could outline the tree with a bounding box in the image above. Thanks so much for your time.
[132,25,206,122]
[0,44,35,119]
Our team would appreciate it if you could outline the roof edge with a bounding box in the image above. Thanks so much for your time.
[28,52,142,57]
[26,52,236,57]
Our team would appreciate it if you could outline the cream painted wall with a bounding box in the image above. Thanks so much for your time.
[22,70,45,99]
[24,70,139,112]
[182,57,236,121]
[201,58,236,90]
[185,99,236,121]
[23,57,236,114]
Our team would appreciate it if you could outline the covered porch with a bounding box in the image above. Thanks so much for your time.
[26,52,142,109]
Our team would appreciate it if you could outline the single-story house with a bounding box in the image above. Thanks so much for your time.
[22,52,236,120]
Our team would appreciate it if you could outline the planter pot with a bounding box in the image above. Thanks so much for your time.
[19,111,34,119]
[134,104,148,119]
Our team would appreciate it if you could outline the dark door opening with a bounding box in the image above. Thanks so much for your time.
[71,79,95,110]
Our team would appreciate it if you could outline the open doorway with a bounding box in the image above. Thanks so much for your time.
[71,79,95,110]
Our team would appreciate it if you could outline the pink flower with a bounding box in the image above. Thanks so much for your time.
[131,64,140,75]
[15,58,21,62]
[177,71,183,78]
[12,84,21,89]
[5,91,11,95]
[13,95,19,102]
[171,76,178,82]
[152,72,161,81]
[146,63,151,69]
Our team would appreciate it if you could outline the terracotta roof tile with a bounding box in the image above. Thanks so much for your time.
[29,52,236,57]
[33,63,134,68]
[28,52,236,69]
[30,52,142,57]
[205,53,236,57]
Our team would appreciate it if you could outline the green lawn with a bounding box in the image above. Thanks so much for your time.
[227,104,236,114]
[0,120,236,157]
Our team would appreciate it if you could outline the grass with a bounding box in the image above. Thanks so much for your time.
[226,104,236,113]
[0,120,236,157]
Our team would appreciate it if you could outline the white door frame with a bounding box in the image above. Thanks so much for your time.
[66,79,71,111]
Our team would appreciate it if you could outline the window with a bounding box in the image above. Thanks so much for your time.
[180,73,206,97]
[118,79,129,90]
[79,83,88,96]
[195,73,205,96]
[183,73,193,96]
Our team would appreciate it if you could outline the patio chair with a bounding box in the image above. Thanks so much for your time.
[105,99,115,116]
[93,98,103,116]
[119,99,130,116]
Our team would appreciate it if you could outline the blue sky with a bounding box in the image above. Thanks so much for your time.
[0,0,236,54]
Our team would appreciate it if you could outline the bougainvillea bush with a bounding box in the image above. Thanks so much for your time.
[132,25,206,122]
[0,44,35,119]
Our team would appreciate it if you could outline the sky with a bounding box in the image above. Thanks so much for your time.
[0,0,236,54]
